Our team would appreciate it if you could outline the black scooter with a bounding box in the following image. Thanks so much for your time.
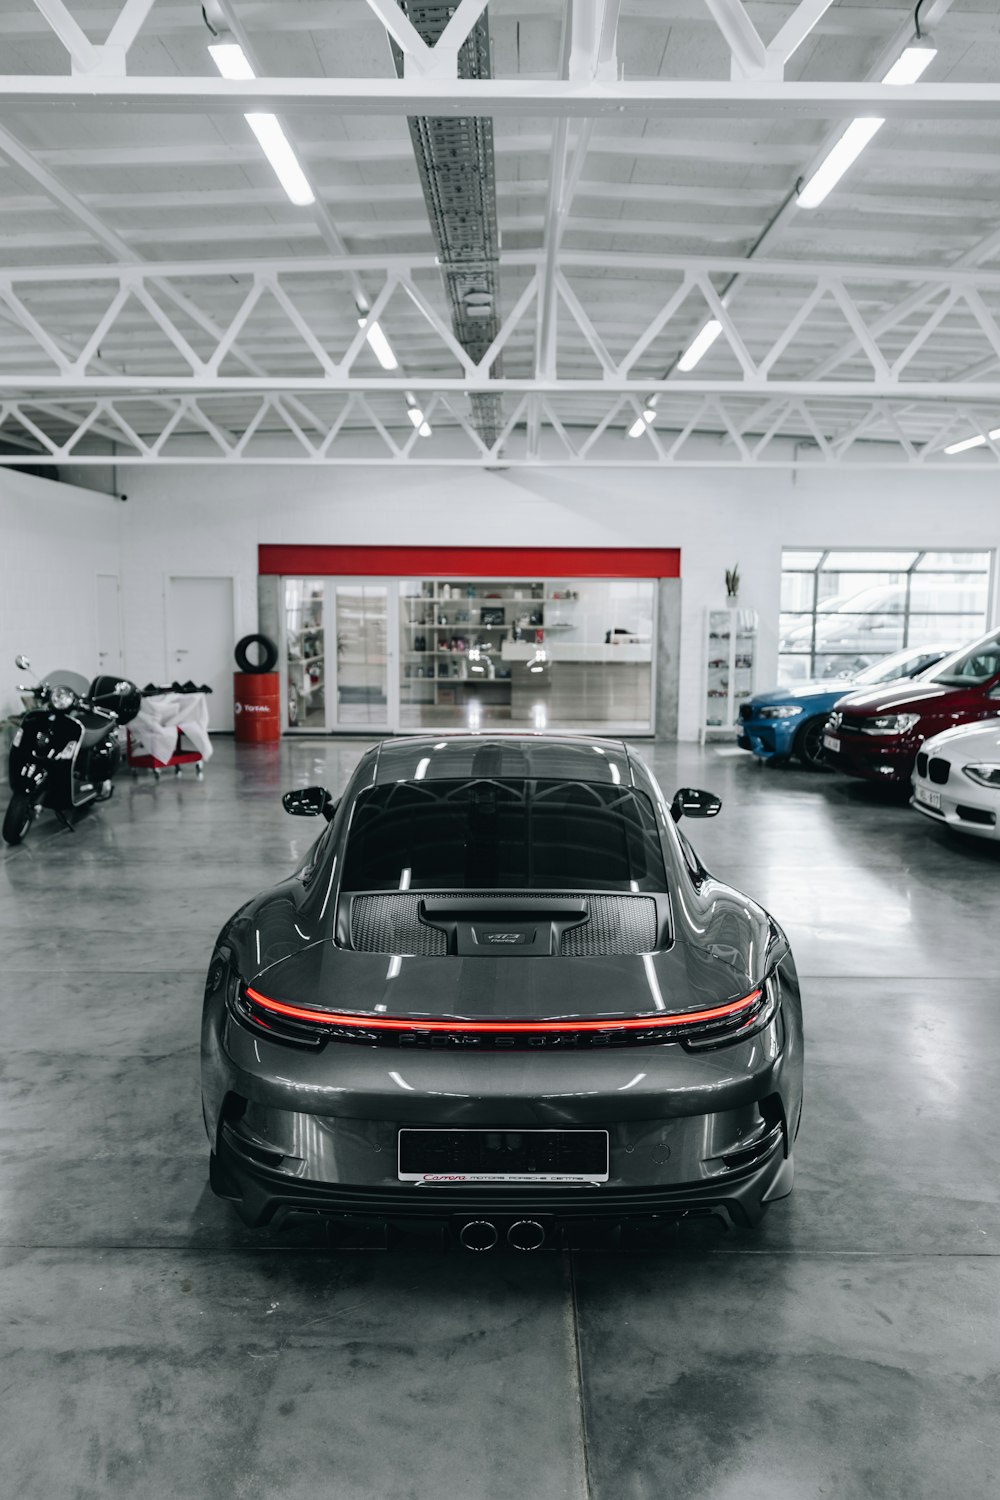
[3,656,141,845]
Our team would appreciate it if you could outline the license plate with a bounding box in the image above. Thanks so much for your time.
[915,785,941,810]
[823,734,839,753]
[398,1128,609,1184]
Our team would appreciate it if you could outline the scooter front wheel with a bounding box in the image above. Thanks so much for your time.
[2,791,36,845]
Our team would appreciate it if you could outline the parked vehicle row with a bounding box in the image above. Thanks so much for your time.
[740,628,1000,844]
[738,644,951,770]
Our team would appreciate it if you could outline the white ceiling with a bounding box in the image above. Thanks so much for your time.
[1,0,999,467]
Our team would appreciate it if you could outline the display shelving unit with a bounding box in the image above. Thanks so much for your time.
[399,579,578,715]
[701,606,758,742]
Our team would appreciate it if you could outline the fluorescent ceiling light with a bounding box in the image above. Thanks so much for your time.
[882,45,938,87]
[642,407,656,423]
[208,42,254,79]
[245,115,314,206]
[627,415,648,438]
[797,117,885,209]
[208,42,314,207]
[797,46,937,210]
[358,317,398,371]
[407,405,431,435]
[944,427,1000,455]
[677,318,723,373]
[418,422,431,438]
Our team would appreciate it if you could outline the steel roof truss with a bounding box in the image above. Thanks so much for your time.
[554,273,616,379]
[0,284,71,373]
[1,392,995,467]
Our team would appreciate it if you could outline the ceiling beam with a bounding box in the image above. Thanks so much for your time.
[30,0,101,72]
[7,376,1000,398]
[3,249,1000,289]
[0,75,997,118]
[30,0,158,75]
[702,0,768,78]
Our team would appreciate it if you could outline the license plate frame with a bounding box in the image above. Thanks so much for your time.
[823,733,840,753]
[398,1127,610,1184]
[915,785,942,810]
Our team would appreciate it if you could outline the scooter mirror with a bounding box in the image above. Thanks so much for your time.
[15,655,29,671]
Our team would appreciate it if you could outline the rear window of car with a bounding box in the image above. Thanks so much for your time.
[341,778,667,893]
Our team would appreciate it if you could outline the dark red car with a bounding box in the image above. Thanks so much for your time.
[822,630,1000,784]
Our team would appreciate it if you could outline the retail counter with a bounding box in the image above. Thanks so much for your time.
[501,641,652,724]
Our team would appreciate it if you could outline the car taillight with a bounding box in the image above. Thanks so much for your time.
[232,982,773,1049]
[682,975,780,1049]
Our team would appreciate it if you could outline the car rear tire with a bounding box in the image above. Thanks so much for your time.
[3,791,35,845]
[793,716,829,771]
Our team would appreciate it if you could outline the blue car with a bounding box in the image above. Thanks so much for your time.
[737,644,951,769]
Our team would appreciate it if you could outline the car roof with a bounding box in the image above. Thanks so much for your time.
[371,734,633,787]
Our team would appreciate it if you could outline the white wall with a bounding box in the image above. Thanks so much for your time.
[0,468,121,720]
[118,457,1000,739]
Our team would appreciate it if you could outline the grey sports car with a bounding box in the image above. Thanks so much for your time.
[202,736,803,1247]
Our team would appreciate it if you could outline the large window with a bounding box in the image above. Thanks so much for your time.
[779,550,992,684]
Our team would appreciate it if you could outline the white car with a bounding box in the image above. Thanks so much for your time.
[911,722,1000,840]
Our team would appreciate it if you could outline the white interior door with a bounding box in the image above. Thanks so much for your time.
[166,576,235,730]
[96,573,123,676]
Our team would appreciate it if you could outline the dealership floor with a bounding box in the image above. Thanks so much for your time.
[2,737,998,1500]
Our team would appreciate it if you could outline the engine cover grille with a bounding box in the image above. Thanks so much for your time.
[348,892,658,957]
[350,893,446,956]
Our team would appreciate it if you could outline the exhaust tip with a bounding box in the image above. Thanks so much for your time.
[507,1219,546,1252]
[459,1219,498,1252]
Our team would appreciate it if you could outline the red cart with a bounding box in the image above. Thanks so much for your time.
[127,728,205,780]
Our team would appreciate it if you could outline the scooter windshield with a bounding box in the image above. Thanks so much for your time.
[42,669,90,696]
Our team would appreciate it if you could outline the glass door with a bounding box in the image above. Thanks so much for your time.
[330,582,396,730]
[284,577,326,728]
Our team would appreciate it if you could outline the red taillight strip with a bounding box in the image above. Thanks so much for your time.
[244,985,762,1033]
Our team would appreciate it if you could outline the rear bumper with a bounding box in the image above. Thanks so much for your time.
[210,1123,794,1231]
[202,964,804,1232]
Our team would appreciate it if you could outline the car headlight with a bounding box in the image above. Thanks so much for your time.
[756,705,801,720]
[861,713,920,736]
[826,712,842,731]
[962,762,1000,788]
[49,685,77,711]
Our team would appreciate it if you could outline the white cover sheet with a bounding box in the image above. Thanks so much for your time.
[130,692,213,766]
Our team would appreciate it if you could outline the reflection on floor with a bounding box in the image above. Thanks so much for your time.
[2,736,998,1499]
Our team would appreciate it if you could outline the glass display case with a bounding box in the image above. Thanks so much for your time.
[702,607,757,741]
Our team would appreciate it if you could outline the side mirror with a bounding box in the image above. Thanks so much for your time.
[15,655,29,670]
[671,787,722,822]
[283,786,337,821]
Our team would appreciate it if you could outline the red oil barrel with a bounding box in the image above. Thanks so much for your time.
[233,671,280,743]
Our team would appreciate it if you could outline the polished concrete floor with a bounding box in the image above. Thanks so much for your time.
[2,737,998,1499]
